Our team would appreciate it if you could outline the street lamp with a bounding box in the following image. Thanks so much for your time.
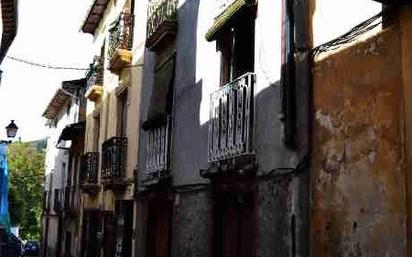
[0,120,18,144]
[5,120,18,138]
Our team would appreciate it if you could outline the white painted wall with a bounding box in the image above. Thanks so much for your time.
[44,96,82,209]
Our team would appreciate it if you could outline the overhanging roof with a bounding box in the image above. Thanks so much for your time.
[81,0,110,34]
[0,0,18,64]
[42,78,86,120]
[42,89,71,120]
[205,0,256,42]
[62,78,86,94]
[373,0,412,3]
[59,121,85,142]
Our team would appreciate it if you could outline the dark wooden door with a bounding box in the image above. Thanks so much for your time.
[81,210,102,257]
[215,193,256,257]
[146,200,172,257]
[114,200,134,257]
[64,232,71,257]
[104,211,117,257]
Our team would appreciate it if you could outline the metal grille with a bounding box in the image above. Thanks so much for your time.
[208,72,255,163]
[85,56,104,91]
[101,137,127,180]
[145,117,171,182]
[81,152,99,184]
[146,0,178,40]
[108,13,134,60]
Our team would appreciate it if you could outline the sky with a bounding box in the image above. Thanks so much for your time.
[0,0,382,142]
[0,0,94,141]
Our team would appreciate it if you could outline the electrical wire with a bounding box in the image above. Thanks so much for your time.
[312,11,383,58]
[5,56,144,71]
[6,56,90,70]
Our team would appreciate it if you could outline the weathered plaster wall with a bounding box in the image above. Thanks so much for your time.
[399,7,412,257]
[45,217,58,257]
[312,28,407,257]
[170,191,213,257]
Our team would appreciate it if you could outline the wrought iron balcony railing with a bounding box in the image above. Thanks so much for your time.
[101,137,127,181]
[108,12,134,61]
[208,72,255,163]
[146,0,178,49]
[144,117,171,184]
[85,56,104,91]
[81,152,99,185]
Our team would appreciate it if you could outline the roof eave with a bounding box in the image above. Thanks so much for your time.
[81,0,109,35]
[0,0,18,64]
[42,89,71,120]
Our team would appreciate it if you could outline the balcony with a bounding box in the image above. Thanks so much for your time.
[101,137,128,189]
[108,13,134,72]
[146,0,178,50]
[64,186,79,215]
[207,73,255,170]
[142,117,172,186]
[84,56,104,102]
[80,152,100,194]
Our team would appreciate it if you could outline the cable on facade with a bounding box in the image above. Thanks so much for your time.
[6,56,90,70]
[312,11,383,57]
[172,183,210,194]
[260,154,309,181]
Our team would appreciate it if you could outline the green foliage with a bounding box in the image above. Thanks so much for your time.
[7,142,45,240]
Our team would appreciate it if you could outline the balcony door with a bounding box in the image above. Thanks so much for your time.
[218,6,255,86]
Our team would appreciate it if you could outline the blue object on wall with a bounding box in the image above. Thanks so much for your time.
[0,143,10,233]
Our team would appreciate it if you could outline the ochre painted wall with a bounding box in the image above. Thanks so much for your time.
[312,28,407,257]
[399,7,412,257]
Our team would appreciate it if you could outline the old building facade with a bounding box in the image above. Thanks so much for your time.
[78,0,145,257]
[41,79,87,257]
[135,0,312,256]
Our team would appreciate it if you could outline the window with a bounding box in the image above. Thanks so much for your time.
[117,91,128,137]
[94,115,101,152]
[143,51,175,129]
[217,7,255,86]
[66,103,71,117]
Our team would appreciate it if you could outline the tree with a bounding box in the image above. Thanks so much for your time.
[7,141,45,240]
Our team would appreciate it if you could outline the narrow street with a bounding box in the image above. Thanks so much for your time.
[0,0,410,257]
